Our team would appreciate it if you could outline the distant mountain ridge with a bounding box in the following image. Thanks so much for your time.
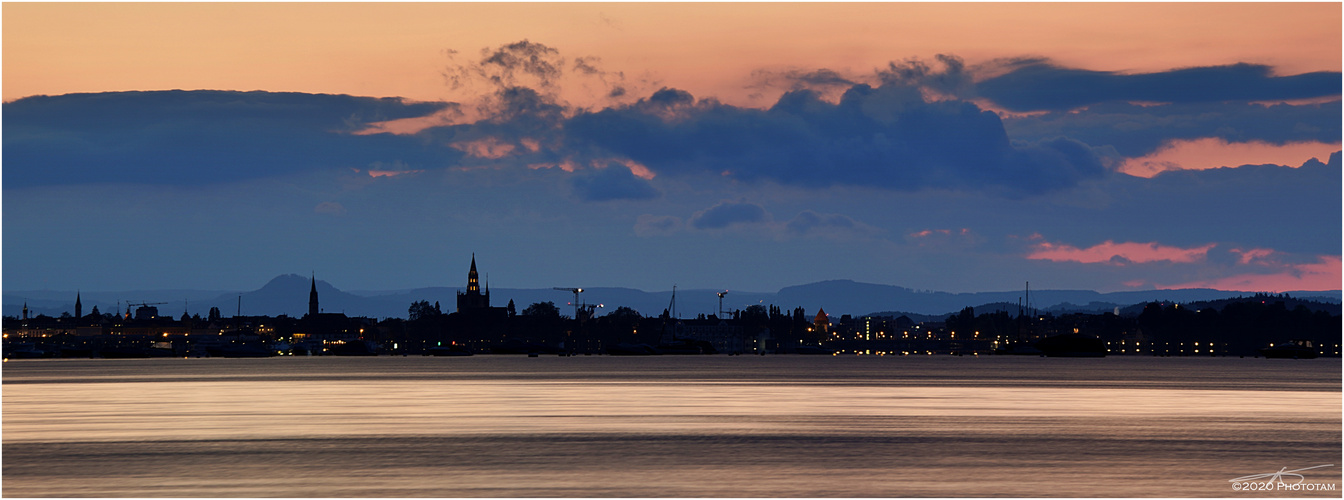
[6,276,1339,320]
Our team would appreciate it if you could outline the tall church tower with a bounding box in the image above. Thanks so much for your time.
[457,254,490,312]
[308,274,320,317]
[467,255,480,294]
[75,292,82,319]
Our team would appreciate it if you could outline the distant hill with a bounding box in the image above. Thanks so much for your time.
[6,276,1339,320]
[1117,294,1343,316]
[798,279,1340,319]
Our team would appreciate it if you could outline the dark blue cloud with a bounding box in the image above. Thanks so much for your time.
[566,84,1107,195]
[488,86,567,126]
[1302,150,1341,170]
[978,62,1341,112]
[11,60,1332,202]
[688,201,770,230]
[412,86,567,153]
[1003,99,1341,158]
[875,54,971,96]
[1052,151,1342,253]
[644,87,695,108]
[748,57,1340,160]
[570,164,659,201]
[5,90,444,129]
[3,90,457,187]
[784,211,863,235]
[749,68,857,95]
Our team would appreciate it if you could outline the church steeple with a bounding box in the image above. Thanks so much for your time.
[457,254,491,312]
[467,253,480,293]
[75,291,82,319]
[22,301,29,320]
[308,273,319,317]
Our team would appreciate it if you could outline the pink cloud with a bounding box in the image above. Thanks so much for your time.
[1165,256,1341,292]
[520,137,542,152]
[907,228,975,248]
[911,229,950,238]
[366,169,422,178]
[910,228,969,238]
[1027,239,1215,265]
[353,107,470,136]
[525,157,656,179]
[528,160,579,173]
[449,137,516,159]
[1117,138,1340,178]
[611,158,656,180]
[1230,248,1277,265]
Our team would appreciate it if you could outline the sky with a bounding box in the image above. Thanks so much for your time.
[3,2,1341,296]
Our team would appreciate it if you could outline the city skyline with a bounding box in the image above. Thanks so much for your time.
[4,3,1341,295]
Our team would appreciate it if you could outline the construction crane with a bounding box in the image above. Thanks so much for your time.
[552,287,583,319]
[716,291,729,318]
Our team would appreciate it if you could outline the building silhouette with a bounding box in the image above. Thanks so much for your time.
[457,254,491,312]
[443,255,511,348]
[297,274,360,343]
[813,307,829,334]
[309,274,320,317]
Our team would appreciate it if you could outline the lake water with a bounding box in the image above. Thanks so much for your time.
[3,355,1340,497]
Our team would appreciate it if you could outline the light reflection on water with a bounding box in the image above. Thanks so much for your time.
[4,356,1340,497]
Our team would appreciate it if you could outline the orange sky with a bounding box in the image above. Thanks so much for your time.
[5,3,1341,105]
[1119,138,1343,177]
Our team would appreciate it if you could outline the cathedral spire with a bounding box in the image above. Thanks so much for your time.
[308,273,319,317]
[467,253,480,293]
[458,254,490,312]
[75,291,82,319]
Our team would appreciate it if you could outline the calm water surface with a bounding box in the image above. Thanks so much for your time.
[3,356,1340,497]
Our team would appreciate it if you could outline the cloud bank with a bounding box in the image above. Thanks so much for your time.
[688,201,770,230]
[3,90,454,187]
[10,51,1338,200]
[977,62,1341,112]
[568,84,1107,195]
[570,163,659,201]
